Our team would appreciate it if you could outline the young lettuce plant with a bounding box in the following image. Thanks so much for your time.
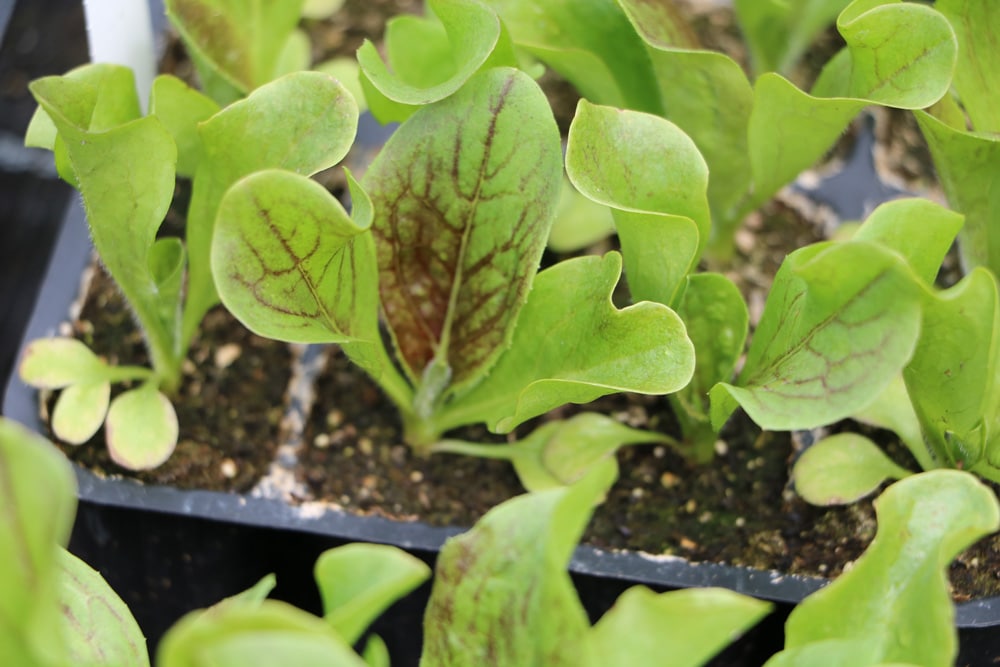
[474,0,958,261]
[212,66,696,458]
[20,65,358,468]
[709,198,962,433]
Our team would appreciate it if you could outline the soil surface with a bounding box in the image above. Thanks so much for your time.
[31,0,1000,613]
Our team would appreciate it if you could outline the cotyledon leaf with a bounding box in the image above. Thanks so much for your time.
[434,252,695,436]
[792,433,912,506]
[105,384,179,471]
[711,240,923,431]
[363,67,562,400]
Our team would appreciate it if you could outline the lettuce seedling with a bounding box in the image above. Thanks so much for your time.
[422,465,772,665]
[766,470,999,667]
[565,99,747,462]
[914,0,1000,277]
[20,65,358,468]
[213,66,695,454]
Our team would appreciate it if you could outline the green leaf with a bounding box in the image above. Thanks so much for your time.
[315,544,431,645]
[850,198,964,286]
[482,0,661,112]
[792,433,912,506]
[734,0,852,75]
[164,0,305,104]
[546,177,616,253]
[746,0,957,224]
[711,240,923,431]
[748,73,867,213]
[590,586,771,667]
[362,636,389,667]
[0,419,76,667]
[213,169,377,344]
[936,0,1000,133]
[774,470,1000,667]
[565,99,708,303]
[30,70,181,383]
[51,382,111,446]
[813,0,958,108]
[58,549,149,667]
[421,465,615,666]
[509,413,664,492]
[436,253,695,435]
[615,0,754,251]
[916,111,1000,276]
[363,67,561,400]
[357,0,514,122]
[157,600,366,667]
[105,385,179,470]
[184,70,359,348]
[904,269,1000,473]
[150,74,220,177]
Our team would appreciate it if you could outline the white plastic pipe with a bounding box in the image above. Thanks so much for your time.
[82,0,156,111]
